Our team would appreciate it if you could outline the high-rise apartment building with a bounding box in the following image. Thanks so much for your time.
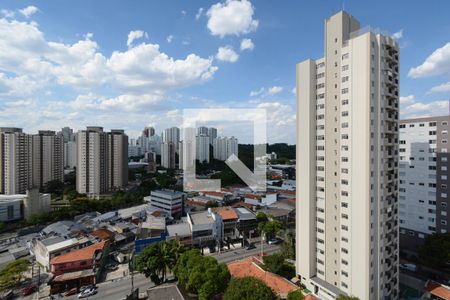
[32,131,64,189]
[296,11,399,299]
[213,137,238,161]
[196,135,210,163]
[64,141,77,169]
[0,128,33,195]
[76,127,128,197]
[197,126,209,137]
[208,127,217,145]
[163,127,180,150]
[161,142,176,169]
[398,116,450,250]
[142,126,155,138]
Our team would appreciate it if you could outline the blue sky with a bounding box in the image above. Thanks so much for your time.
[1,1,450,144]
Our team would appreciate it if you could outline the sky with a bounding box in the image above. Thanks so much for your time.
[1,1,450,144]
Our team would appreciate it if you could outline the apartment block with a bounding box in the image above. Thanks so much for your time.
[398,116,450,250]
[296,11,399,299]
[213,136,238,161]
[32,130,64,189]
[146,189,185,218]
[76,127,128,197]
[161,142,176,169]
[196,134,210,163]
[0,128,33,195]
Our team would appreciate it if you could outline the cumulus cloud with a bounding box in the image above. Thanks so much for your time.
[400,95,415,105]
[429,82,450,93]
[400,95,450,119]
[409,43,450,78]
[1,9,14,18]
[127,30,148,48]
[291,87,296,94]
[206,0,259,37]
[215,46,239,62]
[166,35,174,43]
[240,38,254,51]
[392,29,403,40]
[250,86,283,97]
[195,7,204,20]
[19,5,39,18]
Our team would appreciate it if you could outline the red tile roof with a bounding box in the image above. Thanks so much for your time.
[305,295,318,300]
[212,207,238,220]
[227,257,298,297]
[51,240,107,265]
[425,280,450,300]
[91,229,114,241]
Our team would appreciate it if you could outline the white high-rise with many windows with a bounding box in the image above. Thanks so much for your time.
[296,11,399,299]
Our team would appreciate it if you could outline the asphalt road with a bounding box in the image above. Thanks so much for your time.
[209,243,281,264]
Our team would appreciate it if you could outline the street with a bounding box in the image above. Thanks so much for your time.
[210,243,281,264]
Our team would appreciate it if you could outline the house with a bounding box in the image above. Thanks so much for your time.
[423,280,450,300]
[166,221,193,246]
[227,257,298,299]
[244,193,278,207]
[234,207,257,241]
[212,207,239,240]
[187,209,222,248]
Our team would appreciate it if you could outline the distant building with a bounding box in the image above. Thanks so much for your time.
[146,190,185,218]
[32,130,64,189]
[145,151,157,173]
[213,136,238,161]
[142,126,155,138]
[0,127,33,195]
[64,141,77,169]
[163,127,180,151]
[197,126,209,137]
[76,127,128,197]
[208,127,217,145]
[59,127,75,143]
[196,134,210,163]
[161,142,176,169]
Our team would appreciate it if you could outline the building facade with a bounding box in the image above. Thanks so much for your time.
[296,11,399,299]
[213,136,238,161]
[76,127,128,197]
[32,131,64,189]
[196,134,210,163]
[161,142,176,169]
[398,116,450,250]
[0,128,33,195]
[147,189,185,218]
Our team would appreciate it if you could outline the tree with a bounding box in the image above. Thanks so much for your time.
[336,296,359,300]
[205,201,219,208]
[280,231,295,259]
[419,233,450,269]
[287,289,305,300]
[136,240,185,285]
[42,179,64,194]
[223,277,276,300]
[0,259,30,291]
[258,218,283,241]
[262,253,296,279]
[174,249,230,300]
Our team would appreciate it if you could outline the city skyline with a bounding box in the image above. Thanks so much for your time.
[1,1,450,144]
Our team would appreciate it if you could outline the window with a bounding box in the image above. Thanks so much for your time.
[342,99,349,105]
[316,83,325,89]
[429,122,437,126]
[342,76,349,83]
[342,111,349,117]
[342,65,349,71]
[316,72,325,79]
[342,53,349,60]
[342,88,349,94]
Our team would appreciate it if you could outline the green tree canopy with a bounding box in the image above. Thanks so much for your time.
[136,240,185,285]
[0,259,30,291]
[258,218,283,241]
[223,277,276,300]
[336,296,360,300]
[287,289,305,300]
[419,233,450,269]
[174,249,230,300]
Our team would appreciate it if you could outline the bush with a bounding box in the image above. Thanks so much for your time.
[223,277,276,300]
[287,289,305,300]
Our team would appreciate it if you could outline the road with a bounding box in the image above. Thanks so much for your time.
[209,243,281,264]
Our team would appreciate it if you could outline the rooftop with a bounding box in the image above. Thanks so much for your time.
[235,207,256,220]
[147,284,185,300]
[51,240,107,265]
[189,211,215,225]
[166,222,191,237]
[425,280,450,300]
[227,257,298,297]
[90,228,114,241]
[212,207,238,220]
[151,189,185,198]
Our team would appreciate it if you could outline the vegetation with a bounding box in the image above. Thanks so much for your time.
[174,249,230,300]
[262,253,296,279]
[287,289,305,300]
[205,201,219,208]
[136,240,186,285]
[0,259,30,291]
[280,231,295,260]
[41,179,65,194]
[258,217,283,241]
[336,296,360,300]
[419,233,450,270]
[223,277,276,300]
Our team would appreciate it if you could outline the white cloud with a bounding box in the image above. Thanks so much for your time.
[400,95,415,105]
[181,10,187,17]
[250,87,264,97]
[1,9,14,18]
[409,43,450,78]
[19,6,39,18]
[429,82,450,93]
[195,8,204,20]
[291,87,296,94]
[206,0,259,37]
[240,38,254,51]
[127,30,148,48]
[167,35,174,43]
[215,46,239,63]
[267,86,283,95]
[392,29,403,40]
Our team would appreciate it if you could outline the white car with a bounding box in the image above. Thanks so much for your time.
[399,263,417,272]
[78,287,97,298]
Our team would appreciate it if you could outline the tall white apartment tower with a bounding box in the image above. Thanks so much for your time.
[0,128,33,195]
[296,11,399,299]
[32,130,64,189]
[76,127,128,197]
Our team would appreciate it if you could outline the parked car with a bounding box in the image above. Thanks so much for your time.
[246,243,256,250]
[78,287,97,298]
[79,285,96,293]
[399,263,417,272]
[268,238,282,245]
[63,287,78,297]
[21,284,37,296]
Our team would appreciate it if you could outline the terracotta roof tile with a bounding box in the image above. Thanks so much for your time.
[227,257,298,297]
[425,280,450,300]
[91,229,114,241]
[51,240,107,265]
[212,207,238,220]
